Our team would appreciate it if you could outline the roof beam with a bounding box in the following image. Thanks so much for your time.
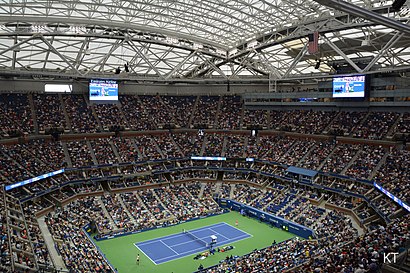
[0,35,37,56]
[282,43,308,78]
[198,55,227,79]
[127,41,165,79]
[313,0,410,36]
[165,51,196,80]
[83,40,123,75]
[363,31,404,72]
[40,35,80,73]
[254,50,283,79]
[323,35,363,73]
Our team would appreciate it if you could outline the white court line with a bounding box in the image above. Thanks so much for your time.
[144,234,249,264]
[134,243,158,265]
[222,221,254,237]
[137,233,186,246]
[155,233,252,263]
[135,222,251,264]
[154,245,207,263]
[160,240,179,255]
[166,235,205,247]
[153,234,250,264]
[136,222,227,247]
[208,227,229,240]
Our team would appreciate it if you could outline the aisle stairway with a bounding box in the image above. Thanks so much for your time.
[97,196,117,230]
[37,216,68,271]
[58,94,72,132]
[117,195,137,225]
[27,93,39,134]
[341,148,362,175]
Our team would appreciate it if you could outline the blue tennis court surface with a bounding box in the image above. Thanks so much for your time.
[134,222,251,264]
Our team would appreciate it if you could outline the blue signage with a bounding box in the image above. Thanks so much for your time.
[191,156,226,161]
[374,182,410,213]
[218,199,314,239]
[5,169,65,191]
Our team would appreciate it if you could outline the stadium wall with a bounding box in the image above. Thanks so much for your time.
[218,199,315,239]
[0,79,268,95]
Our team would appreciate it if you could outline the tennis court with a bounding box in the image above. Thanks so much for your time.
[135,222,251,264]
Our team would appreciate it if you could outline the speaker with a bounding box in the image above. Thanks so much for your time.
[392,0,407,11]
[315,59,321,69]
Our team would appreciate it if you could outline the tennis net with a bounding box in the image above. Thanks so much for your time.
[183,229,208,248]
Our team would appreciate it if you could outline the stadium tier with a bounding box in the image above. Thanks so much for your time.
[1,1,410,272]
[1,93,410,141]
[0,117,409,272]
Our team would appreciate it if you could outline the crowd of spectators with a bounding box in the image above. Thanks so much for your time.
[314,210,357,240]
[138,189,172,222]
[298,141,336,170]
[66,140,95,167]
[155,134,184,158]
[139,95,174,127]
[154,185,207,221]
[263,136,296,162]
[101,194,133,230]
[112,137,139,163]
[2,92,410,273]
[296,214,410,273]
[327,111,366,136]
[292,202,325,227]
[119,95,154,130]
[344,145,386,180]
[366,190,400,218]
[93,103,127,130]
[250,188,280,210]
[202,237,323,272]
[242,109,269,129]
[280,138,315,166]
[134,135,163,160]
[321,143,361,174]
[202,213,409,273]
[224,135,245,157]
[121,192,154,229]
[353,112,400,140]
[90,138,117,165]
[374,148,410,205]
[203,133,224,156]
[1,148,33,186]
[63,94,98,133]
[191,96,219,128]
[0,94,33,136]
[161,95,196,128]
[26,139,66,171]
[1,142,62,193]
[34,94,67,132]
[5,193,52,272]
[173,132,204,156]
[217,96,242,130]
[275,110,337,135]
[2,94,409,141]
[0,189,11,272]
[394,112,410,134]
[44,197,113,272]
[1,133,408,215]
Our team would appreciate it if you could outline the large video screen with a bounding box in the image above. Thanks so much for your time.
[332,75,366,98]
[89,79,118,101]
